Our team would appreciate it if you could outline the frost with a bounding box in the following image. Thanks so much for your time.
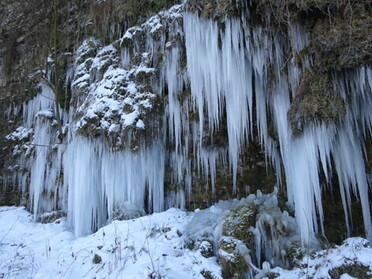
[111,201,145,220]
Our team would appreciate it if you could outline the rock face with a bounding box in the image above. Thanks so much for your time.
[1,0,371,249]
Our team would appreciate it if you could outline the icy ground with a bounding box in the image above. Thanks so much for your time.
[1,206,371,279]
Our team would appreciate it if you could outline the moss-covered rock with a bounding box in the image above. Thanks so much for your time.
[222,203,257,246]
[238,142,277,194]
[217,199,258,277]
[288,68,345,135]
[195,240,215,258]
[310,2,372,71]
[218,236,249,278]
[285,243,304,268]
[0,186,22,206]
[217,191,301,275]
[89,0,180,39]
[186,139,277,211]
[322,184,368,244]
[256,1,372,71]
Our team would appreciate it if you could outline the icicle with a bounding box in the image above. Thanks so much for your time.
[121,48,131,70]
[165,46,183,156]
[331,67,372,243]
[22,84,64,219]
[65,135,165,236]
[184,11,372,246]
[184,13,253,192]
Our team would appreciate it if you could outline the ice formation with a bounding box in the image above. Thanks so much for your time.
[8,3,372,246]
[65,136,165,236]
[182,12,372,245]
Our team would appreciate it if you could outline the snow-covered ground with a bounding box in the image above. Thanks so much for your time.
[0,206,221,279]
[1,206,371,279]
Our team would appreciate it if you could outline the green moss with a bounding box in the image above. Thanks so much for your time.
[222,203,257,246]
[288,68,345,135]
[256,1,372,71]
[90,0,179,37]
[39,211,66,224]
[365,136,372,174]
[120,38,133,49]
[218,237,248,278]
[55,174,64,185]
[77,120,102,139]
[309,3,372,70]
[188,110,199,122]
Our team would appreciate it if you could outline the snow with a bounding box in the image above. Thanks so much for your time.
[1,206,371,279]
[146,15,163,34]
[272,237,372,279]
[73,38,158,135]
[36,109,54,119]
[136,120,145,129]
[340,275,357,279]
[121,26,142,43]
[71,73,90,88]
[0,206,221,279]
[90,45,118,71]
[5,126,32,141]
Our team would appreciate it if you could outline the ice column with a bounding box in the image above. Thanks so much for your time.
[65,135,165,237]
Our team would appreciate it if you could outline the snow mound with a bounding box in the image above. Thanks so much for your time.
[0,203,371,279]
[0,206,221,279]
[271,237,372,279]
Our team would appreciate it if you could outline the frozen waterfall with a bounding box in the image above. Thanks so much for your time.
[14,8,372,245]
[182,12,372,244]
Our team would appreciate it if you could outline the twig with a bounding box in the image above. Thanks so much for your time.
[0,215,20,244]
